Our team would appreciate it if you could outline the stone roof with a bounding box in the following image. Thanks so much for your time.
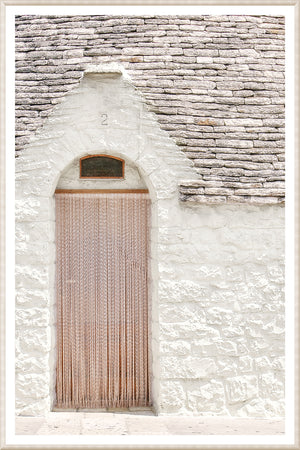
[15,15,285,204]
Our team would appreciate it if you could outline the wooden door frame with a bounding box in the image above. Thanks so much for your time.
[55,189,149,194]
[54,189,152,410]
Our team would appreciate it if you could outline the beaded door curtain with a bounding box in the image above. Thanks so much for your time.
[55,191,151,409]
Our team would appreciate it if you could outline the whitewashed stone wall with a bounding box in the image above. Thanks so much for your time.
[156,201,284,417]
[15,68,284,418]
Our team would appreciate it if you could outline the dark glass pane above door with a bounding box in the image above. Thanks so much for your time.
[80,155,124,178]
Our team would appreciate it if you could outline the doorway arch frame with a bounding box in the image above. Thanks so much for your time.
[50,151,160,413]
[15,70,196,416]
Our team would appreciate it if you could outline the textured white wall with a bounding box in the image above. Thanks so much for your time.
[15,67,284,418]
[156,201,285,417]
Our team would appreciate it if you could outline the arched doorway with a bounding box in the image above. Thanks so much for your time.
[54,156,151,409]
[15,69,196,416]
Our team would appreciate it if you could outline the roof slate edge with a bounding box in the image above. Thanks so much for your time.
[178,180,285,204]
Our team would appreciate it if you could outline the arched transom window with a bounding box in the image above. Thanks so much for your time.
[80,155,125,179]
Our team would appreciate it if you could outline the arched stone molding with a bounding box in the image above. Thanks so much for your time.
[15,65,197,416]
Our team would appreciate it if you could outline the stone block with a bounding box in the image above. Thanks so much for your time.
[158,279,208,303]
[245,97,271,105]
[225,375,258,404]
[16,170,57,199]
[182,194,227,203]
[16,307,50,328]
[225,118,263,127]
[239,49,259,57]
[263,119,285,127]
[236,398,285,418]
[216,81,244,90]
[64,49,84,58]
[16,353,49,375]
[237,105,283,114]
[175,80,216,89]
[196,56,214,63]
[254,356,272,371]
[16,241,56,265]
[160,381,186,411]
[216,357,238,377]
[16,221,55,243]
[16,398,51,417]
[159,303,205,324]
[238,356,253,372]
[160,340,191,356]
[234,188,285,197]
[15,264,52,290]
[206,307,233,326]
[194,160,223,169]
[160,322,220,341]
[187,381,226,413]
[262,318,284,336]
[219,50,240,57]
[15,197,54,222]
[16,287,50,307]
[205,187,234,196]
[216,341,238,356]
[161,356,218,379]
[16,372,50,399]
[271,357,284,372]
[16,327,51,353]
[216,139,253,148]
[222,326,244,338]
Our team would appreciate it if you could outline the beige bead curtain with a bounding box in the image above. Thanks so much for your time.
[55,192,151,409]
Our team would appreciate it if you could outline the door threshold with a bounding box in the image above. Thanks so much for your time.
[52,406,155,414]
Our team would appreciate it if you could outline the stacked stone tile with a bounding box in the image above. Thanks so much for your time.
[15,15,285,203]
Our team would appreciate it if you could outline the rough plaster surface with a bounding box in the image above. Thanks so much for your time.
[15,15,285,203]
[156,203,284,418]
[15,72,284,418]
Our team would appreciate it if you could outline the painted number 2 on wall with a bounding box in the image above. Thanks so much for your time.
[100,114,108,126]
